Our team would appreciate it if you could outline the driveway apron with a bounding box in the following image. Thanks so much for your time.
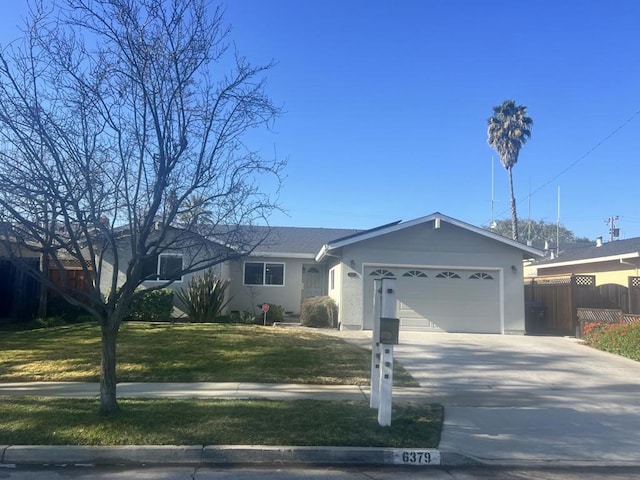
[394,332,640,465]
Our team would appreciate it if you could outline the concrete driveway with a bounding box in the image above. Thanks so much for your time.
[393,332,640,466]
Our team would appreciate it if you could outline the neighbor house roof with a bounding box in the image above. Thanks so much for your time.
[534,236,640,269]
[315,212,543,261]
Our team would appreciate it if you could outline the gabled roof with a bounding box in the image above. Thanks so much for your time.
[534,236,640,268]
[315,212,543,261]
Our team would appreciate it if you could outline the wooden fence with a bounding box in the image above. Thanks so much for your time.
[576,307,640,338]
[524,275,640,336]
[48,260,92,297]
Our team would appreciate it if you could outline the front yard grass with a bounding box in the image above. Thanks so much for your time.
[0,322,441,447]
[0,322,418,386]
[0,397,442,447]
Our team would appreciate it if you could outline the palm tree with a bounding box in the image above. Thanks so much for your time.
[179,194,213,227]
[487,100,533,241]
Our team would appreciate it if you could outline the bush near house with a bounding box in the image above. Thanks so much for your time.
[46,296,91,322]
[301,296,338,328]
[583,321,640,361]
[126,289,174,322]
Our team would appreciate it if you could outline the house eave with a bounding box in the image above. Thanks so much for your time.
[536,252,640,270]
[251,251,316,260]
[315,212,543,260]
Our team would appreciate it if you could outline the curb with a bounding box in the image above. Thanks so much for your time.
[0,445,441,467]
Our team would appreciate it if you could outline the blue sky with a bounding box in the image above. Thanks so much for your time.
[2,1,639,241]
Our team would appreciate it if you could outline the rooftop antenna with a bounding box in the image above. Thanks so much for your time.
[607,216,620,241]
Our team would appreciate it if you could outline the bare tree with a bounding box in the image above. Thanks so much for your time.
[0,0,283,414]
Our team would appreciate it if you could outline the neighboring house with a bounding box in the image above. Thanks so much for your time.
[525,236,640,288]
[223,213,542,334]
[0,256,40,319]
[0,231,41,319]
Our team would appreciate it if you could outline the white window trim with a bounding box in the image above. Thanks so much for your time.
[148,253,184,283]
[243,261,285,287]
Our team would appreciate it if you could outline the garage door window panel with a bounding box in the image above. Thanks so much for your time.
[436,271,460,279]
[403,270,428,277]
[369,268,395,278]
[469,272,494,280]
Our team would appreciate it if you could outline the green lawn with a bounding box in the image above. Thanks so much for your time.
[0,322,441,447]
[0,322,418,386]
[0,397,442,447]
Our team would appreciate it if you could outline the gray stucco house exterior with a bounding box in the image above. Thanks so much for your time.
[222,212,542,334]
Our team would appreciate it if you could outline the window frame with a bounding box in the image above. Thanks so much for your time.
[142,253,184,283]
[158,253,184,282]
[243,261,285,287]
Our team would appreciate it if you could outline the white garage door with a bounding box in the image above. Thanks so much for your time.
[365,267,501,334]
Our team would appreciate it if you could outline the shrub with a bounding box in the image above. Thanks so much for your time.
[232,311,257,324]
[35,316,67,328]
[255,304,284,325]
[127,288,174,322]
[583,321,640,361]
[46,296,88,321]
[174,270,231,323]
[300,296,338,328]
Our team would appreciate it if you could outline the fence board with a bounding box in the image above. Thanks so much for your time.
[629,277,640,314]
[524,275,604,335]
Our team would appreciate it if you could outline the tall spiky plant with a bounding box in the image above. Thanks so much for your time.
[175,270,231,323]
[487,100,533,241]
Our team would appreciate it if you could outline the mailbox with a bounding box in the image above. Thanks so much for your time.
[378,317,399,344]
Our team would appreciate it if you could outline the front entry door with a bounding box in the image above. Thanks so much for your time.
[302,265,325,298]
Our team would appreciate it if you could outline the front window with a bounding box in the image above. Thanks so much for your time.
[244,262,284,286]
[159,254,183,281]
[141,253,183,282]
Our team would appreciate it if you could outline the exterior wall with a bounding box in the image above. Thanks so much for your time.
[326,259,350,328]
[224,256,310,315]
[334,221,527,333]
[531,260,640,287]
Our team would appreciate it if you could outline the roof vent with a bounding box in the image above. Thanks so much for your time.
[596,236,603,247]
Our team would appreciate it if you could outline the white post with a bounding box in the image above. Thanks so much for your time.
[378,344,394,427]
[378,277,397,427]
[370,278,382,409]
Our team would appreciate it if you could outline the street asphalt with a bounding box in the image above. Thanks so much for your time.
[1,330,640,469]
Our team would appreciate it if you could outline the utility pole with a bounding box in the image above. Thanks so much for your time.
[608,216,620,242]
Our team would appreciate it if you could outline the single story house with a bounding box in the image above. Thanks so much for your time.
[222,212,542,334]
[525,236,640,288]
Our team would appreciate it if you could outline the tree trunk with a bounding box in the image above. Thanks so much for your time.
[99,321,120,415]
[507,166,519,241]
[37,255,49,319]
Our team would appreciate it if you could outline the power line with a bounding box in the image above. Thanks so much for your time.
[493,108,640,220]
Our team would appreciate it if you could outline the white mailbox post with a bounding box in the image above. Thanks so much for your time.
[371,277,398,427]
[370,278,382,409]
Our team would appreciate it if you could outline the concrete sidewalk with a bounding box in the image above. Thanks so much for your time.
[0,381,370,400]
